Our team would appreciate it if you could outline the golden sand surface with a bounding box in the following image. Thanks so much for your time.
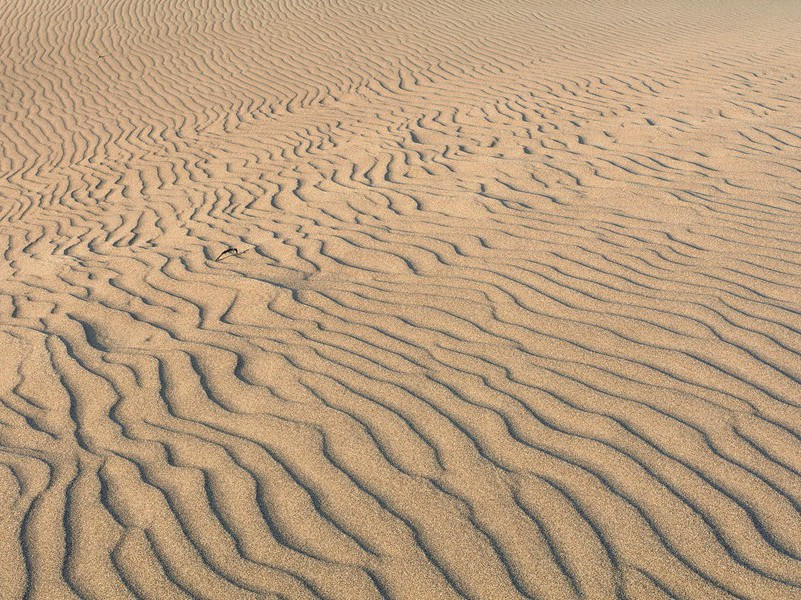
[2,0,801,598]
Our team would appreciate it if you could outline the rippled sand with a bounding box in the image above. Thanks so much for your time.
[2,0,801,598]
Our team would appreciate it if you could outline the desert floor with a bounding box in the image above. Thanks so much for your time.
[2,0,801,598]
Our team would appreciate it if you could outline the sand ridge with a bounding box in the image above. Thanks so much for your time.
[2,0,801,598]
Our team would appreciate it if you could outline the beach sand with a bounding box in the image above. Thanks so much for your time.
[2,0,801,597]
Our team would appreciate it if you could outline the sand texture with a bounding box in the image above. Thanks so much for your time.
[2,0,801,598]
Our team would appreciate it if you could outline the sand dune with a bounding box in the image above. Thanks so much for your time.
[2,0,801,597]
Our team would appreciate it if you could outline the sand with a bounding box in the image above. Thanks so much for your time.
[1,0,801,598]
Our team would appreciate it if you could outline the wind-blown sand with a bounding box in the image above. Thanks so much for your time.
[2,0,801,598]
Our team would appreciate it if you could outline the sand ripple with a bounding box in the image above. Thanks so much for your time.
[2,0,801,597]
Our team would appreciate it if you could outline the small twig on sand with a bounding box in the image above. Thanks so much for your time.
[215,247,239,261]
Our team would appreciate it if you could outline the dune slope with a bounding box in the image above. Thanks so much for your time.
[2,0,801,598]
